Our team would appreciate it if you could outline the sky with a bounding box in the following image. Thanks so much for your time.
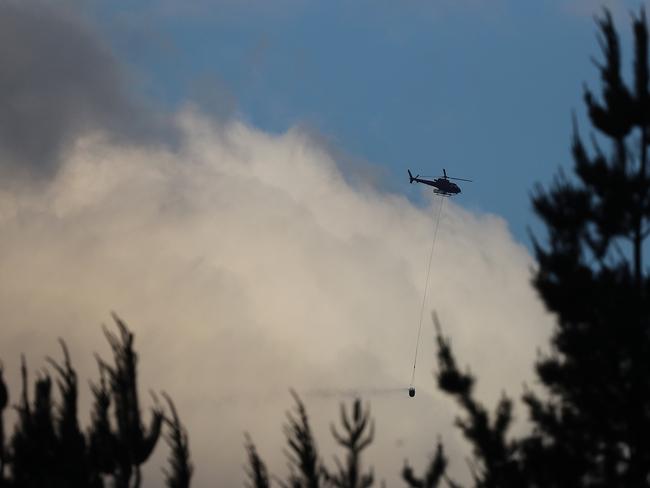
[82,0,637,242]
[0,0,646,486]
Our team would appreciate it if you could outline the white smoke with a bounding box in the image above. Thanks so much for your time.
[0,107,553,486]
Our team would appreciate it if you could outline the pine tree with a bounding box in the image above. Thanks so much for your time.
[88,363,117,487]
[281,390,324,488]
[162,392,193,488]
[404,313,522,488]
[524,8,650,487]
[244,433,270,488]
[246,393,379,488]
[47,340,89,487]
[0,362,7,487]
[402,442,449,488]
[324,398,374,488]
[97,314,164,488]
[9,357,59,487]
[0,314,183,487]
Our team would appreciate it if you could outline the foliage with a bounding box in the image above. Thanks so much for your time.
[325,398,374,488]
[244,433,270,488]
[162,392,193,488]
[0,362,8,487]
[98,314,164,488]
[245,393,377,488]
[280,390,325,488]
[402,441,448,488]
[525,8,650,487]
[0,315,187,487]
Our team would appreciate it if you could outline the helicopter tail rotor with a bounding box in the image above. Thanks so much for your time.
[408,169,417,184]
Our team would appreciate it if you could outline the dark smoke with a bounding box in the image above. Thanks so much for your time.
[0,0,175,179]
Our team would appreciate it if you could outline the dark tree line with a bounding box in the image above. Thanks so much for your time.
[0,314,192,488]
[244,391,376,488]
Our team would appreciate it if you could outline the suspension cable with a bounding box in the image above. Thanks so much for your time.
[410,196,445,387]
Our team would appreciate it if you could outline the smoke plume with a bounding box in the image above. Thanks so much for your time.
[0,2,553,485]
[0,108,553,485]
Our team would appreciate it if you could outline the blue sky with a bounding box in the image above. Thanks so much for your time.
[84,0,644,244]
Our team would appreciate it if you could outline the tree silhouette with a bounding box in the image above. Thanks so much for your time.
[0,314,187,487]
[98,314,164,488]
[0,362,7,487]
[162,392,192,488]
[281,390,324,488]
[9,356,59,487]
[403,313,523,488]
[88,362,116,487]
[245,393,378,488]
[324,398,374,488]
[523,7,650,487]
[48,340,89,487]
[402,441,449,488]
[244,433,270,488]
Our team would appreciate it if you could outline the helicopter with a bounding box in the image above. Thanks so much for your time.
[408,168,471,196]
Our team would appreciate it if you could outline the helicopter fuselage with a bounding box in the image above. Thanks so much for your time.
[413,176,460,195]
[408,169,470,196]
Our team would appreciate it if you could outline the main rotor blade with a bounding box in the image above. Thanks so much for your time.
[448,177,472,182]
